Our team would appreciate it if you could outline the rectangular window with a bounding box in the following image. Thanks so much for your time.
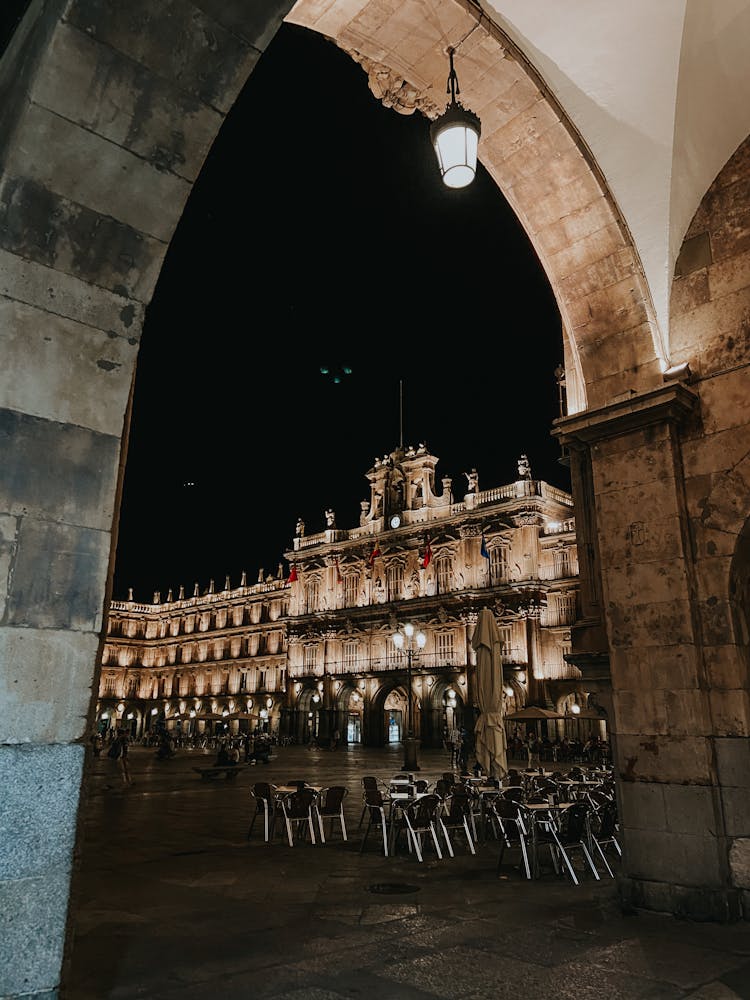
[342,642,358,671]
[258,669,266,689]
[490,546,508,584]
[387,563,404,602]
[553,547,571,578]
[499,626,513,660]
[437,557,453,593]
[343,573,358,607]
[436,631,455,664]
[305,579,320,613]
[304,645,318,672]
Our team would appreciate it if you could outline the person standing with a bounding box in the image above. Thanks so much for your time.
[109,730,132,785]
[331,729,340,751]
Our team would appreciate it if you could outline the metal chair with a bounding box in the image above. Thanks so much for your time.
[279,787,318,846]
[589,800,622,877]
[315,785,348,843]
[247,781,277,843]
[487,797,533,879]
[359,787,390,857]
[401,793,444,862]
[437,787,476,856]
[534,801,600,884]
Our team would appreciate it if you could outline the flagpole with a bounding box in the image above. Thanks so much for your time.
[399,379,403,449]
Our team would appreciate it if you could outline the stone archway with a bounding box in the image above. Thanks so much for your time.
[1,2,750,996]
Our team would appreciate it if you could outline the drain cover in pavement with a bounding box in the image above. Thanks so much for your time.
[368,883,420,895]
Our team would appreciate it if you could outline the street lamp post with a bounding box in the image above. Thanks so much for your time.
[392,623,426,772]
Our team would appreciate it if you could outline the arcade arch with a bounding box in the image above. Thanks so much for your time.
[1,3,749,995]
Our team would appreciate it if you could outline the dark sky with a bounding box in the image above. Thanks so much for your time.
[109,22,566,602]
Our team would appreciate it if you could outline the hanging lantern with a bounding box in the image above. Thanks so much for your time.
[430,48,481,188]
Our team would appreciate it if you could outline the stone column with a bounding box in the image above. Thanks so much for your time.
[556,382,743,920]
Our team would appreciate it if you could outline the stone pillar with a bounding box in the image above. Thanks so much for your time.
[556,382,744,920]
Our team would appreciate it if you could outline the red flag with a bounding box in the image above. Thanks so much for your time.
[422,537,432,568]
[287,565,298,583]
[335,559,343,585]
[369,542,381,566]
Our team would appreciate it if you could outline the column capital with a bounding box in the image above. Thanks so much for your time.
[553,381,698,447]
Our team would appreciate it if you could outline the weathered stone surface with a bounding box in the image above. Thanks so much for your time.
[703,645,748,690]
[0,873,72,997]
[624,826,723,885]
[606,596,695,649]
[0,301,135,435]
[715,736,750,786]
[0,247,144,340]
[0,409,120,528]
[619,777,667,830]
[0,176,165,302]
[0,627,97,743]
[66,0,261,114]
[5,104,191,242]
[674,232,712,277]
[33,24,224,183]
[708,689,750,738]
[729,838,750,888]
[0,744,83,995]
[7,518,110,631]
[0,744,82,876]
[694,367,750,436]
[614,732,712,780]
[195,0,292,48]
[722,789,750,837]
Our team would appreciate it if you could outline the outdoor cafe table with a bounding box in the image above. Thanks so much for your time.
[386,791,427,855]
[273,785,323,797]
[526,801,572,879]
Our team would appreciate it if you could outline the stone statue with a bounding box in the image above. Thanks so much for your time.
[295,517,305,537]
[325,508,336,528]
[464,468,478,493]
[517,454,532,480]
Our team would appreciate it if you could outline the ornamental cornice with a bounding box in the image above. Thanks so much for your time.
[553,380,699,447]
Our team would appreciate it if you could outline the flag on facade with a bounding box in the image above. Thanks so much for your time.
[422,536,432,568]
[369,542,381,566]
[287,565,298,583]
[481,533,490,559]
[335,559,343,585]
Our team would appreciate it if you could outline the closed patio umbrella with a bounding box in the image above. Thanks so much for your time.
[470,607,508,779]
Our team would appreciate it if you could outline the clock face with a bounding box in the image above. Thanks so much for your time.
[390,514,401,529]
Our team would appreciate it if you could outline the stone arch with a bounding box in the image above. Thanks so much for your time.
[424,676,467,746]
[3,3,750,990]
[368,677,416,745]
[669,133,750,713]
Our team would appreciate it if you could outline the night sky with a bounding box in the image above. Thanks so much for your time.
[107,22,566,602]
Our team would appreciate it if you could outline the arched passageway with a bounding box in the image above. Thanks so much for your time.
[1,2,749,995]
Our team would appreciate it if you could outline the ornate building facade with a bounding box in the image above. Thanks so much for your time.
[99,446,582,747]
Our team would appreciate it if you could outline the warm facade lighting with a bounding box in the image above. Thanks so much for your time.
[430,48,481,189]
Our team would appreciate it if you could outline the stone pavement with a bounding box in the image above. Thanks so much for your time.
[60,743,750,1000]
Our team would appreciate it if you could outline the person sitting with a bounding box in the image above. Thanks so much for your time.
[215,742,230,766]
[227,745,241,766]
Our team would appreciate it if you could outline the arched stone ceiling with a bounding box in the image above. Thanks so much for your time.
[485,0,750,362]
[287,0,665,411]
